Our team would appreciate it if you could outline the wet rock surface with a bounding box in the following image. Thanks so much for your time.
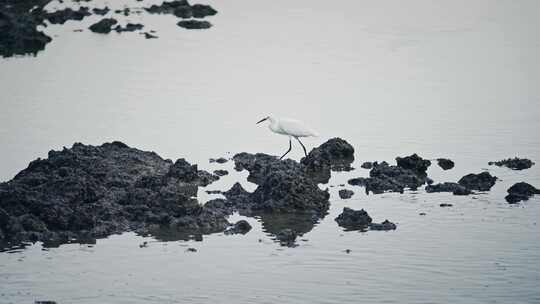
[0,142,225,249]
[489,158,535,170]
[338,189,354,199]
[45,7,91,24]
[301,137,355,173]
[369,220,397,231]
[144,0,217,19]
[458,172,497,191]
[335,207,372,230]
[348,155,431,194]
[437,158,455,170]
[89,18,118,34]
[177,19,211,29]
[114,23,144,33]
[505,182,540,204]
[360,162,373,169]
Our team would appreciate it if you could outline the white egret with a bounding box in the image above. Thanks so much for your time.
[256,116,318,159]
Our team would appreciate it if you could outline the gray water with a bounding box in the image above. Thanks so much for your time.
[1,0,540,303]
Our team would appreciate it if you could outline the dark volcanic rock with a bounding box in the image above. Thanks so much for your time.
[210,157,228,164]
[360,162,373,169]
[191,4,217,18]
[89,18,118,34]
[437,158,455,170]
[338,189,354,199]
[145,0,190,14]
[0,5,52,57]
[301,137,354,173]
[213,169,228,177]
[489,158,535,170]
[335,207,372,230]
[92,7,110,16]
[45,7,91,24]
[425,182,472,195]
[458,172,497,191]
[369,220,397,231]
[177,20,211,29]
[505,182,540,204]
[396,153,431,174]
[348,159,430,194]
[0,142,226,249]
[143,32,158,39]
[114,23,144,32]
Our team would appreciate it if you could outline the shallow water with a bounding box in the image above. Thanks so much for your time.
[1,0,540,303]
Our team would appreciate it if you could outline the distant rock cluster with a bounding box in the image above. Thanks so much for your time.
[0,0,218,57]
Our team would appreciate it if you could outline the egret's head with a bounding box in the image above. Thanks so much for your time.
[256,116,271,124]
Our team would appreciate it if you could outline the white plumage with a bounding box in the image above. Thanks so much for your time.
[256,115,318,159]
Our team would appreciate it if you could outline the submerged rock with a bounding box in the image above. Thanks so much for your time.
[505,182,540,204]
[275,228,298,247]
[177,20,212,29]
[114,23,144,32]
[458,172,497,191]
[348,158,430,194]
[437,158,455,170]
[338,189,354,199]
[0,142,226,249]
[89,18,118,34]
[489,158,535,170]
[335,207,372,230]
[213,169,228,177]
[425,182,472,195]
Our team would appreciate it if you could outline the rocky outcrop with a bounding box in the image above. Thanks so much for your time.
[335,208,396,231]
[177,20,211,29]
[45,7,91,24]
[505,182,540,204]
[489,158,535,170]
[144,0,217,19]
[458,172,497,191]
[437,158,455,170]
[0,142,224,249]
[89,18,118,34]
[338,189,354,199]
[301,137,354,172]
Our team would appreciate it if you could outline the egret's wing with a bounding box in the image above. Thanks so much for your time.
[278,119,318,137]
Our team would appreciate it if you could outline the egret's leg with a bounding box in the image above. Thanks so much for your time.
[279,137,292,160]
[295,137,308,157]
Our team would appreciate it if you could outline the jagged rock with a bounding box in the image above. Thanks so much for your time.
[89,18,118,34]
[396,153,431,174]
[360,162,373,169]
[0,6,52,57]
[458,172,497,191]
[0,142,225,249]
[301,137,354,174]
[425,182,472,195]
[143,32,158,39]
[191,4,217,18]
[338,189,354,199]
[335,207,372,230]
[505,182,540,204]
[489,158,535,170]
[437,158,455,170]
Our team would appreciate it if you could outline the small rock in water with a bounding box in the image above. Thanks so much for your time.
[505,182,540,204]
[419,212,427,216]
[92,7,110,15]
[437,158,455,170]
[186,247,197,252]
[425,182,472,196]
[143,32,158,39]
[369,220,397,231]
[489,158,535,170]
[396,153,431,174]
[360,162,373,169]
[35,301,57,304]
[177,20,212,29]
[458,172,497,191]
[210,157,228,164]
[344,249,351,254]
[338,189,354,199]
[335,207,372,230]
[139,241,148,248]
[213,169,228,176]
[439,203,453,207]
[114,23,144,32]
[89,18,118,34]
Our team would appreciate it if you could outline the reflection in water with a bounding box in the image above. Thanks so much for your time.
[258,212,324,247]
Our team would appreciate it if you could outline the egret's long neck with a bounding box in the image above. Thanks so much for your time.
[268,117,280,133]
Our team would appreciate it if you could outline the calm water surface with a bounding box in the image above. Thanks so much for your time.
[1,0,540,303]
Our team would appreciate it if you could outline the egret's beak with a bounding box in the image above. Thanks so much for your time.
[256,117,268,124]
